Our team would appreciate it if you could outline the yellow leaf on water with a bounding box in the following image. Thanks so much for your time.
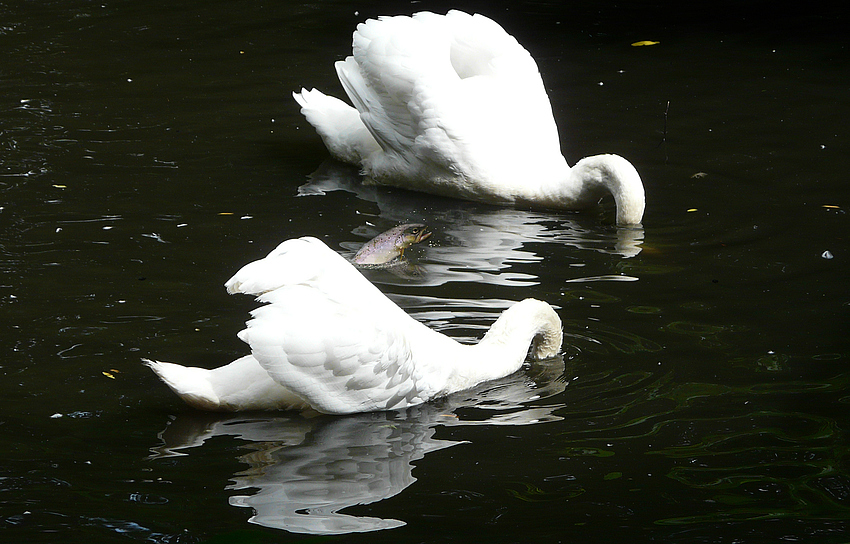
[631,40,660,47]
[218,212,234,215]
[822,205,840,209]
[53,184,67,189]
[687,208,698,213]
[102,371,116,379]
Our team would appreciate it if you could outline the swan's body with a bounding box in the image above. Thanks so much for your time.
[293,10,645,225]
[146,237,562,414]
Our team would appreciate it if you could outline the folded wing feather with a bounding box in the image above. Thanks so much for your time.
[238,284,429,414]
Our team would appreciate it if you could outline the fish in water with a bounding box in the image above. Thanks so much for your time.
[353,224,431,267]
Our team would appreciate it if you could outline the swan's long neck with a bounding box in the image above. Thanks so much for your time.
[567,154,646,226]
[424,299,563,396]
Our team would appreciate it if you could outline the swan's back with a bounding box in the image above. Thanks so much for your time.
[334,11,567,198]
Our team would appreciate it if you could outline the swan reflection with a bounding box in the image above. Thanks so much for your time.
[302,161,643,290]
[150,355,566,535]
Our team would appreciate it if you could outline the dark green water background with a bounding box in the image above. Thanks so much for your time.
[1,1,848,542]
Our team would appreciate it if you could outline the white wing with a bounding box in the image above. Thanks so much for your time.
[336,11,564,194]
[225,237,340,295]
[225,237,450,414]
[238,284,441,414]
[292,88,380,165]
[225,236,398,315]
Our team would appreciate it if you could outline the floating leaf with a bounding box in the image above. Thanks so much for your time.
[102,371,116,379]
[631,40,660,47]
[52,184,67,189]
[604,472,623,481]
[627,305,662,315]
[559,447,615,458]
[687,208,698,213]
[504,482,570,502]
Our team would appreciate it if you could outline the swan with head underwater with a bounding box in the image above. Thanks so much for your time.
[293,10,645,226]
[145,236,562,415]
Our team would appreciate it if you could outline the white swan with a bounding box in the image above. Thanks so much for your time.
[293,10,645,226]
[145,236,562,414]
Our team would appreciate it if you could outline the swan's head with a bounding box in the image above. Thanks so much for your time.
[529,308,563,360]
[486,298,562,360]
[531,330,562,360]
[572,154,646,226]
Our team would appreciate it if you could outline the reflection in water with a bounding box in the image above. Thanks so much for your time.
[150,356,566,534]
[301,161,644,290]
[229,413,447,534]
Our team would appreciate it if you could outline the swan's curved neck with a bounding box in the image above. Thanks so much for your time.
[568,154,646,226]
[425,299,562,395]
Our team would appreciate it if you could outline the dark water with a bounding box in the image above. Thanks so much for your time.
[1,1,848,542]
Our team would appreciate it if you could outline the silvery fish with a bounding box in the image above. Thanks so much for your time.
[353,224,431,267]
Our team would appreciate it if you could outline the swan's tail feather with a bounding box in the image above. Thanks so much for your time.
[144,356,311,412]
[292,88,379,165]
[143,358,222,411]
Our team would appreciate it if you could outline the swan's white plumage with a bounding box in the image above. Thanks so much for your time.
[293,10,645,225]
[144,356,307,411]
[147,237,563,414]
